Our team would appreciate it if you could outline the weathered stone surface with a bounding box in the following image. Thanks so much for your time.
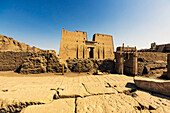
[168,54,170,79]
[22,99,75,113]
[134,76,170,96]
[137,52,168,77]
[0,34,41,52]
[82,82,117,95]
[0,52,30,71]
[59,29,114,59]
[0,72,170,113]
[19,51,67,74]
[67,59,115,73]
[0,88,56,112]
[58,83,89,98]
[76,94,141,113]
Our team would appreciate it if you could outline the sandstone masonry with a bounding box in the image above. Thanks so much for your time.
[59,29,115,59]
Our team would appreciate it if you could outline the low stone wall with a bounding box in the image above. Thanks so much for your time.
[168,54,170,79]
[66,59,115,73]
[137,52,167,61]
[137,52,168,76]
[19,51,67,74]
[0,51,67,74]
[134,76,170,96]
[0,51,30,71]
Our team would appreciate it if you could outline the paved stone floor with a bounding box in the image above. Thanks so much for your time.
[0,71,169,113]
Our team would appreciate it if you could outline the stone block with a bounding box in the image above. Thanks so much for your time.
[134,76,170,96]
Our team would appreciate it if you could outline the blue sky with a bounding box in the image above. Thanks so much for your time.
[0,0,170,53]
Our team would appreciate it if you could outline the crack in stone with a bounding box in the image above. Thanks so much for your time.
[81,83,90,94]
[74,98,77,113]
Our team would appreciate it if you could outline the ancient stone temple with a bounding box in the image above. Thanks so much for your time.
[59,29,115,59]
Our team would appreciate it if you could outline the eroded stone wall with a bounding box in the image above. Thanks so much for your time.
[0,51,30,71]
[124,53,138,75]
[0,51,67,74]
[66,59,115,73]
[168,54,170,79]
[0,34,41,52]
[137,52,168,77]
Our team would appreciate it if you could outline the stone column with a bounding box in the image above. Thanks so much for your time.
[132,53,138,75]
[116,52,124,74]
[168,54,170,79]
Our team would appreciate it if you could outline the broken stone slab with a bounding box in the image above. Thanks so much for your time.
[0,88,57,112]
[57,83,90,98]
[134,90,170,111]
[21,98,75,113]
[76,94,143,113]
[0,88,56,104]
[82,82,117,95]
[134,76,170,96]
[106,82,137,93]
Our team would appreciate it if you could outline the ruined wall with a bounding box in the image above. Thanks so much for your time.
[93,34,114,59]
[168,54,170,79]
[115,52,137,76]
[59,29,87,59]
[137,52,168,76]
[0,52,30,71]
[115,53,124,74]
[137,52,167,61]
[0,34,41,52]
[66,59,115,73]
[124,53,138,75]
[19,51,67,74]
[0,51,67,74]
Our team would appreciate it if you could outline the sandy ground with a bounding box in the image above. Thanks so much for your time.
[0,71,169,113]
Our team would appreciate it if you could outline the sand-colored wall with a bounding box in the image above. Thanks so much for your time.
[137,52,168,61]
[59,29,115,60]
[93,34,114,59]
[59,29,87,59]
[0,52,29,71]
[168,54,170,79]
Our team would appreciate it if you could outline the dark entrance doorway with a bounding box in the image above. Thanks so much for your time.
[89,47,94,58]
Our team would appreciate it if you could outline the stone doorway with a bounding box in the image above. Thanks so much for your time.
[89,47,94,58]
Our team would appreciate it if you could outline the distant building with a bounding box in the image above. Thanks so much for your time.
[59,29,115,59]
[138,42,170,53]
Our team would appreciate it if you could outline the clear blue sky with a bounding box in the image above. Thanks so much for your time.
[0,0,170,53]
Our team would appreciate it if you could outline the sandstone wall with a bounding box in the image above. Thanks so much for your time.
[137,52,168,77]
[124,53,138,75]
[0,34,41,52]
[19,51,67,74]
[93,34,115,59]
[137,52,167,61]
[0,52,30,71]
[59,29,87,59]
[168,54,170,79]
[59,29,115,60]
[0,51,67,74]
[66,59,115,73]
